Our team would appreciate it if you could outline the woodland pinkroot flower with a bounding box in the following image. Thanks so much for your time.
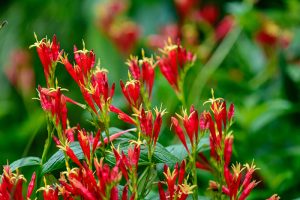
[147,24,180,49]
[255,21,292,48]
[0,166,36,200]
[62,46,115,114]
[196,152,212,171]
[110,21,140,54]
[138,107,165,146]
[5,49,35,97]
[62,45,95,86]
[96,0,127,30]
[64,127,77,142]
[267,194,280,200]
[158,160,196,200]
[77,128,95,163]
[158,39,195,92]
[126,54,155,98]
[30,34,61,86]
[113,144,141,181]
[195,4,219,25]
[109,105,136,125]
[203,92,235,160]
[59,158,121,200]
[120,80,141,109]
[215,16,235,41]
[96,0,139,54]
[174,0,197,20]
[39,185,59,200]
[171,105,199,153]
[37,86,85,132]
[90,69,115,111]
[222,162,259,200]
[224,135,233,167]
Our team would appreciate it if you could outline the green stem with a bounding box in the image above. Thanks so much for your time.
[192,144,198,200]
[41,116,53,164]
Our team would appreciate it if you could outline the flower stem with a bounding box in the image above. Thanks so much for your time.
[41,116,53,164]
[192,145,198,200]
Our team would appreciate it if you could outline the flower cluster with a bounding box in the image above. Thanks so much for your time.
[0,166,36,200]
[0,34,279,200]
[158,160,196,200]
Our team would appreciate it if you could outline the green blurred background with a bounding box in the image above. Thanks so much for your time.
[1,0,300,199]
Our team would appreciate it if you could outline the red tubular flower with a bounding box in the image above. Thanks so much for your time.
[127,56,140,80]
[94,159,121,198]
[203,94,236,163]
[141,58,155,96]
[113,149,129,181]
[239,181,259,200]
[92,129,101,154]
[215,16,235,41]
[120,80,141,108]
[267,194,280,200]
[58,158,121,200]
[42,186,59,200]
[222,162,259,200]
[64,127,76,142]
[127,145,141,170]
[38,86,84,132]
[138,108,164,145]
[125,54,155,102]
[182,106,199,145]
[196,152,212,171]
[228,103,234,122]
[27,172,36,199]
[197,4,219,25]
[224,135,233,167]
[62,45,115,114]
[171,105,199,154]
[122,185,128,200]
[31,34,61,86]
[77,129,91,162]
[158,182,167,200]
[171,117,189,153]
[109,105,136,125]
[241,162,258,189]
[174,0,197,19]
[159,160,195,200]
[255,21,291,48]
[113,145,140,181]
[90,69,115,111]
[0,166,31,200]
[73,46,95,78]
[158,40,195,92]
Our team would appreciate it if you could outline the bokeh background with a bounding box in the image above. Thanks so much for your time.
[1,0,300,199]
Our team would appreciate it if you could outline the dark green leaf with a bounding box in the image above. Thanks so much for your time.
[41,142,84,175]
[10,157,41,172]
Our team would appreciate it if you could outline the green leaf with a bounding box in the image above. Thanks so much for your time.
[167,137,210,160]
[153,142,180,165]
[105,130,181,168]
[10,157,41,172]
[138,166,157,198]
[41,142,84,175]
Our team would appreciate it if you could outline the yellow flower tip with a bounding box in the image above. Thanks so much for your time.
[129,139,143,147]
[179,183,197,194]
[125,79,139,88]
[154,105,167,116]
